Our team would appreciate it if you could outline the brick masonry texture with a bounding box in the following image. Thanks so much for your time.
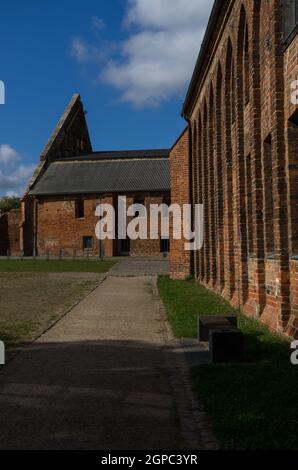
[171,1,298,338]
[34,193,168,258]
[0,209,21,256]
[35,195,113,257]
[169,127,191,280]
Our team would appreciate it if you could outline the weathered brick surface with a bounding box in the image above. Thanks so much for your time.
[178,1,298,338]
[169,128,190,280]
[0,214,8,255]
[0,208,21,256]
[35,193,169,258]
[20,196,34,256]
[287,260,298,336]
[36,195,112,257]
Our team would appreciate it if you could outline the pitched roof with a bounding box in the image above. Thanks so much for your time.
[28,94,93,192]
[40,94,92,161]
[30,152,170,196]
[82,149,170,160]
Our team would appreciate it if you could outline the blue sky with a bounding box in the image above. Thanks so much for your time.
[0,0,212,196]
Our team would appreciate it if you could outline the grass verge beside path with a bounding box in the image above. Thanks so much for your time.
[158,276,298,450]
[0,259,115,273]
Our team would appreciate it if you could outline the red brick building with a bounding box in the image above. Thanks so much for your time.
[0,208,21,256]
[21,94,170,258]
[170,0,298,338]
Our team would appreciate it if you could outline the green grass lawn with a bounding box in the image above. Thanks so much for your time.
[158,276,298,450]
[0,270,107,350]
[0,259,115,273]
[0,259,115,349]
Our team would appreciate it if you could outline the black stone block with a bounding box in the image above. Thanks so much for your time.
[198,315,238,342]
[209,328,243,363]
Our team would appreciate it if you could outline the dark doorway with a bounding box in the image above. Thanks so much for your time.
[118,237,131,256]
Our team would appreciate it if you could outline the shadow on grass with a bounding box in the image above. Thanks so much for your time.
[158,276,297,450]
[0,322,38,350]
[192,355,298,450]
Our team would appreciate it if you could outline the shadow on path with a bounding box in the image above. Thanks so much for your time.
[0,338,182,450]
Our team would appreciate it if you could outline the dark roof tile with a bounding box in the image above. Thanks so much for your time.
[30,157,170,196]
[57,148,170,161]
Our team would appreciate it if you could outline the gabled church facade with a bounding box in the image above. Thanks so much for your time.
[19,94,170,258]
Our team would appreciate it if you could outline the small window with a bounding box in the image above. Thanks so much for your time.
[160,237,170,253]
[83,236,93,251]
[134,197,145,217]
[135,198,145,208]
[283,0,298,38]
[288,110,298,255]
[120,237,131,255]
[75,199,84,219]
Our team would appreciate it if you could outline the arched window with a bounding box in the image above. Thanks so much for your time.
[288,109,298,255]
[238,6,252,261]
[263,134,275,256]
[203,100,210,283]
[244,21,250,104]
[208,84,217,284]
[224,39,236,295]
[231,61,236,123]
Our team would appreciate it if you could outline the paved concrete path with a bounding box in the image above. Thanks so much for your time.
[0,273,204,450]
[109,258,169,277]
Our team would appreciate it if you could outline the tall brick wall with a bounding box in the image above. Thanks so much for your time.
[180,1,298,338]
[287,260,298,336]
[169,127,190,279]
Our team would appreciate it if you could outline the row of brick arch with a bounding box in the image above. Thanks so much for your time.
[190,1,272,310]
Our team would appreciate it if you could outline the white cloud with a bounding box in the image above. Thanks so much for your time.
[70,37,117,63]
[70,38,91,62]
[0,144,21,166]
[0,145,35,196]
[91,16,105,31]
[102,28,207,107]
[101,0,213,107]
[124,0,212,30]
[69,0,213,107]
